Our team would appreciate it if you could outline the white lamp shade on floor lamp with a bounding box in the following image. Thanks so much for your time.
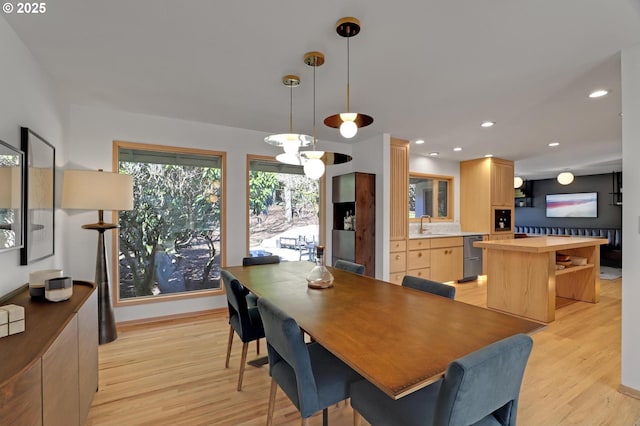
[62,170,133,213]
[61,169,134,345]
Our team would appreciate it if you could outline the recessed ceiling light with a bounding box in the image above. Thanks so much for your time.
[481,121,495,128]
[415,139,425,144]
[429,152,439,156]
[484,154,493,158]
[453,147,462,152]
[589,89,609,98]
[548,142,560,147]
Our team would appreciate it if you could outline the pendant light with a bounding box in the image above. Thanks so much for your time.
[278,52,352,177]
[265,75,313,153]
[557,171,574,185]
[301,51,327,179]
[324,17,374,139]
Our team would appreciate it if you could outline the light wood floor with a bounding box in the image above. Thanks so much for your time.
[86,276,640,426]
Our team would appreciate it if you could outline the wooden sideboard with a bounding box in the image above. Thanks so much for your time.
[0,281,98,425]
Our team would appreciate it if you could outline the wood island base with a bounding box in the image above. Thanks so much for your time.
[474,236,607,323]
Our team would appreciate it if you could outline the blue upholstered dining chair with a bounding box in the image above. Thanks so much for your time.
[351,333,534,426]
[402,275,456,299]
[221,270,265,391]
[242,255,280,312]
[242,255,281,266]
[257,297,362,426]
[333,259,366,275]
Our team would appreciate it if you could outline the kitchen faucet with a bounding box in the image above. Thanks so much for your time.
[419,215,432,234]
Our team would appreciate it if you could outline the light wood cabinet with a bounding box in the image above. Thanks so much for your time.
[389,138,409,241]
[407,239,431,279]
[0,282,98,426]
[430,237,463,282]
[491,161,514,206]
[460,157,514,237]
[388,137,409,283]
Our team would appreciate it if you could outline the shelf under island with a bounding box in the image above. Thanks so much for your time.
[474,236,607,323]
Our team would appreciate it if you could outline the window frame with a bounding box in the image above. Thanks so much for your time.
[408,172,454,222]
[245,154,326,256]
[112,140,226,307]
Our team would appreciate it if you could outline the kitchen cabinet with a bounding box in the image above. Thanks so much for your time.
[491,160,514,206]
[460,157,514,238]
[388,137,409,282]
[389,240,407,284]
[429,237,463,282]
[332,172,376,277]
[407,238,430,280]
[0,282,98,426]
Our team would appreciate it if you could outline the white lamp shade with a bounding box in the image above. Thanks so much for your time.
[514,176,523,189]
[557,172,574,185]
[62,170,133,211]
[0,166,21,209]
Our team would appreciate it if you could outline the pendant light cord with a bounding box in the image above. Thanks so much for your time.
[289,83,293,133]
[346,37,350,113]
[313,57,317,149]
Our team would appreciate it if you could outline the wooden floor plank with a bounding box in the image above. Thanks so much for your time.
[86,277,640,426]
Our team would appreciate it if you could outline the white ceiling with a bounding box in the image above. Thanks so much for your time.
[4,0,640,179]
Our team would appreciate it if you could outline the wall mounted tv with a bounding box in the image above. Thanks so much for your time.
[546,192,598,218]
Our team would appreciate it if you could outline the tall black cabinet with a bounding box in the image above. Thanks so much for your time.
[332,172,376,277]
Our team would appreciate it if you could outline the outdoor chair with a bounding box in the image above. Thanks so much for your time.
[333,259,365,275]
[221,270,265,391]
[351,333,534,426]
[242,255,281,266]
[402,275,456,299]
[257,298,362,425]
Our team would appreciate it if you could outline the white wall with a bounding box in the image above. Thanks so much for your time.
[409,155,461,223]
[0,17,65,297]
[621,43,640,392]
[353,134,386,279]
[64,104,349,322]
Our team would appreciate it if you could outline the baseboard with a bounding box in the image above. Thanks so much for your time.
[117,307,227,331]
[618,384,640,400]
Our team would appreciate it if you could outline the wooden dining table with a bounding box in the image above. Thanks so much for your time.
[224,261,544,399]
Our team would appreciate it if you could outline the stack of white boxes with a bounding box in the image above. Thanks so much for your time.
[0,304,25,338]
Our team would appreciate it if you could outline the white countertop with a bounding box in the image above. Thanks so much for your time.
[409,231,486,239]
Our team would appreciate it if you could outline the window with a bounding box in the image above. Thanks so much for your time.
[409,173,453,221]
[246,156,321,261]
[114,141,225,304]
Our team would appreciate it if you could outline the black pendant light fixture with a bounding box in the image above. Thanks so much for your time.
[324,17,374,139]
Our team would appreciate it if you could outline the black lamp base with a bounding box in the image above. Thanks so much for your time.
[84,222,118,345]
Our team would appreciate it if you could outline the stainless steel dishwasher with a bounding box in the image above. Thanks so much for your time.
[459,235,483,282]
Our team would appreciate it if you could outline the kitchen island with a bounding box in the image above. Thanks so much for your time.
[474,236,607,322]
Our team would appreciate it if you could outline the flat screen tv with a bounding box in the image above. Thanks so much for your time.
[546,192,598,218]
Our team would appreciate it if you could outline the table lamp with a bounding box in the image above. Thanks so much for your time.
[61,169,133,344]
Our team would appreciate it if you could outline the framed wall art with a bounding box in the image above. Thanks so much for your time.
[20,127,55,265]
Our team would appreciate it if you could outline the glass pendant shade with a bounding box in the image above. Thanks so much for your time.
[265,75,313,152]
[275,152,303,166]
[264,133,313,150]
